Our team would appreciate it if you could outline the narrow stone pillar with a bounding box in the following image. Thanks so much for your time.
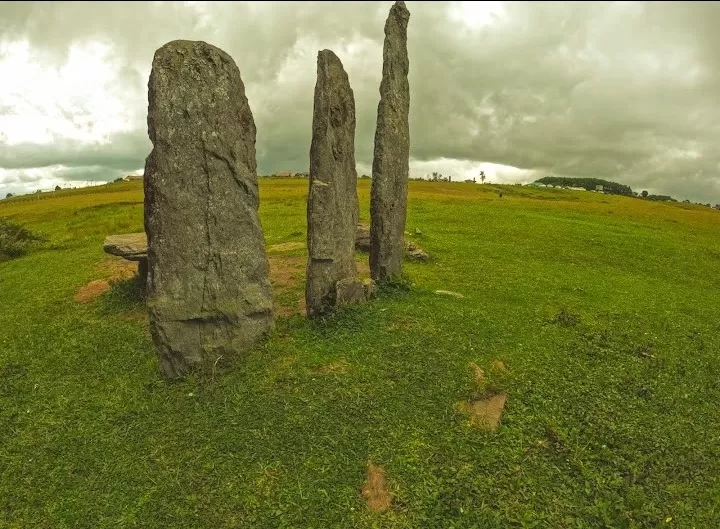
[306,50,359,317]
[370,1,411,282]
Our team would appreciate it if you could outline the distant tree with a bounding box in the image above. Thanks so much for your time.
[114,177,124,183]
[473,177,476,184]
[480,171,486,184]
[448,175,452,182]
[54,185,61,191]
[641,190,648,198]
[5,193,12,198]
[645,194,678,203]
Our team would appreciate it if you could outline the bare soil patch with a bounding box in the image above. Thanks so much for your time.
[459,392,508,431]
[492,359,508,373]
[95,257,139,282]
[74,280,111,303]
[267,241,305,253]
[360,462,391,512]
[469,361,486,386]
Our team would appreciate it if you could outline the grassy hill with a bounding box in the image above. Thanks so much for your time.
[1,179,719,528]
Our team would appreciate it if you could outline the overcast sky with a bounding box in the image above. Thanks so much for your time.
[1,1,719,202]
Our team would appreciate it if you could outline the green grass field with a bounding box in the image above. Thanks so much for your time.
[1,179,719,528]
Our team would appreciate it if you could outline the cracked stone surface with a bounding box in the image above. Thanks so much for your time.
[306,49,358,317]
[370,1,411,282]
[103,233,148,261]
[144,40,273,379]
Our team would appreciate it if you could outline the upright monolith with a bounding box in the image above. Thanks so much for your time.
[370,1,411,282]
[306,49,359,317]
[144,40,273,379]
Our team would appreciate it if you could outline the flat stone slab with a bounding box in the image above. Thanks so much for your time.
[103,233,148,261]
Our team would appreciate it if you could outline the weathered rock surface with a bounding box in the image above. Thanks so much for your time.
[103,232,149,284]
[103,233,148,261]
[362,278,377,299]
[355,224,371,252]
[335,277,367,307]
[370,1,411,282]
[144,40,273,379]
[406,242,428,261]
[306,49,359,317]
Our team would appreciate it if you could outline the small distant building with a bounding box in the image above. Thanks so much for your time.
[595,184,604,192]
[275,170,293,178]
[124,174,144,181]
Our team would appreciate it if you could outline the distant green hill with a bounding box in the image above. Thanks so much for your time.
[535,176,634,196]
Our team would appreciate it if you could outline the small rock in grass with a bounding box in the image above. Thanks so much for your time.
[336,277,367,306]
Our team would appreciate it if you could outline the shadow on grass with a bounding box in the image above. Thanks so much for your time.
[100,274,146,316]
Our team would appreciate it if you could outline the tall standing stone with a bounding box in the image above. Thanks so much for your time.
[144,40,273,379]
[370,1,411,282]
[306,50,359,317]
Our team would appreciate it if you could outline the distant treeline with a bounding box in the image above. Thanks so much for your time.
[644,194,678,202]
[537,176,634,196]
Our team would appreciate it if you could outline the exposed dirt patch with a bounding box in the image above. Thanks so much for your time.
[267,241,305,253]
[95,257,139,282]
[469,362,486,386]
[319,360,349,374]
[74,279,111,303]
[268,255,371,318]
[360,462,391,512]
[269,255,304,287]
[459,392,508,431]
[492,359,508,373]
[269,255,306,317]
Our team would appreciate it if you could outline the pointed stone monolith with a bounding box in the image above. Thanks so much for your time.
[370,1,411,282]
[306,49,359,317]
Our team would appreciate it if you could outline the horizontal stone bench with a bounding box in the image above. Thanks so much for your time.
[103,233,148,284]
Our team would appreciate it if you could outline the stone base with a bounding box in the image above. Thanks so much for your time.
[335,277,376,307]
[336,278,366,306]
[362,278,377,299]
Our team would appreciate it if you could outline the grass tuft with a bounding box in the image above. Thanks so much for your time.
[0,216,47,260]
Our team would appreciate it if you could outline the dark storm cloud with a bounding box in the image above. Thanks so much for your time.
[1,1,720,201]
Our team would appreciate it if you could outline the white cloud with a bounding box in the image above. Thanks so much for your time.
[0,39,134,146]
